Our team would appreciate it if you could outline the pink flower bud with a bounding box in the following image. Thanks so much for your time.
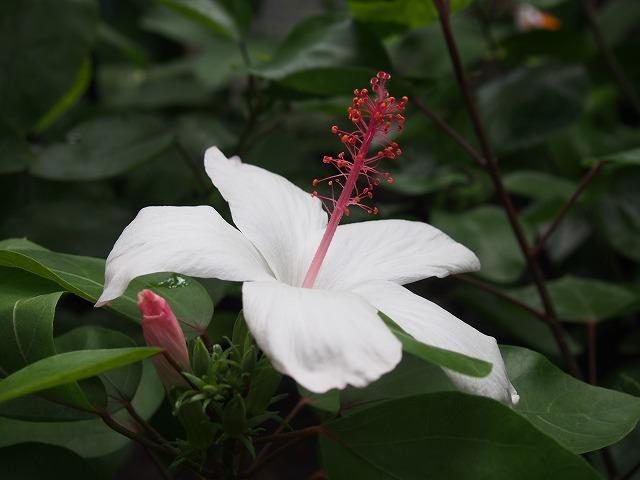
[137,289,190,387]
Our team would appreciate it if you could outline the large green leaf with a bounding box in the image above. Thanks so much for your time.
[321,392,602,479]
[254,14,390,96]
[154,0,242,40]
[0,290,93,410]
[587,146,640,167]
[30,115,174,181]
[432,206,532,283]
[504,346,640,454]
[503,171,575,202]
[477,66,589,152]
[0,347,160,405]
[348,0,471,30]
[0,241,214,337]
[595,185,640,263]
[55,326,143,407]
[0,361,165,457]
[380,312,492,377]
[510,276,638,323]
[0,0,99,133]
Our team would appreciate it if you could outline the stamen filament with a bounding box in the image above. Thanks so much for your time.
[302,72,406,288]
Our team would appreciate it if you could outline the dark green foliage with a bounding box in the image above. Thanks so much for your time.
[1,0,639,478]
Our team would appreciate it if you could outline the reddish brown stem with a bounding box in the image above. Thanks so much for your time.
[99,410,177,456]
[162,351,198,390]
[432,0,582,378]
[200,330,214,353]
[453,274,549,323]
[250,397,311,470]
[532,161,604,257]
[123,400,166,444]
[253,426,323,445]
[411,98,487,168]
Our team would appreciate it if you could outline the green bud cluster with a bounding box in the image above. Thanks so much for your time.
[171,313,283,465]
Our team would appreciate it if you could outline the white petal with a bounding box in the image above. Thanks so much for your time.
[314,219,480,290]
[97,206,273,305]
[242,281,402,393]
[205,147,327,286]
[353,281,519,405]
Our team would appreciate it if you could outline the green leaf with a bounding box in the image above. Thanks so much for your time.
[503,171,575,201]
[503,346,640,453]
[454,285,583,360]
[30,115,174,181]
[33,58,92,134]
[510,276,638,322]
[0,0,99,133]
[245,365,282,416]
[380,312,491,377]
[154,0,241,40]
[0,347,160,405]
[432,206,532,283]
[587,146,640,167]
[0,361,165,457]
[477,66,589,152]
[321,392,602,479]
[254,14,390,96]
[55,326,143,406]
[348,0,471,30]
[596,191,640,263]
[0,290,94,410]
[0,241,214,337]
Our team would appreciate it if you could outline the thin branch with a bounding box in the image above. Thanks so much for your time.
[532,161,604,257]
[253,425,323,445]
[163,351,199,390]
[242,437,311,478]
[201,330,214,353]
[432,0,582,379]
[411,98,487,168]
[99,410,177,456]
[123,400,166,444]
[250,397,311,472]
[582,0,640,118]
[453,274,549,323]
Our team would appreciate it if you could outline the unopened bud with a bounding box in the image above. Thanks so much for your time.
[138,289,190,387]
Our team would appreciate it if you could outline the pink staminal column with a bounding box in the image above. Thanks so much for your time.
[137,289,191,388]
[302,72,407,288]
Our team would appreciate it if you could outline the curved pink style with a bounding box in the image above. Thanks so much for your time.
[138,289,190,387]
[303,72,407,288]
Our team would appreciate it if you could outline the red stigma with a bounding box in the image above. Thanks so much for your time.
[310,71,406,216]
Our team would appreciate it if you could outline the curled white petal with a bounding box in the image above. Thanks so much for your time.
[315,219,480,290]
[354,281,519,405]
[205,147,327,287]
[97,206,273,306]
[242,280,402,393]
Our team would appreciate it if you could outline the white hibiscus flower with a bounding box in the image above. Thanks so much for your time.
[96,146,518,405]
